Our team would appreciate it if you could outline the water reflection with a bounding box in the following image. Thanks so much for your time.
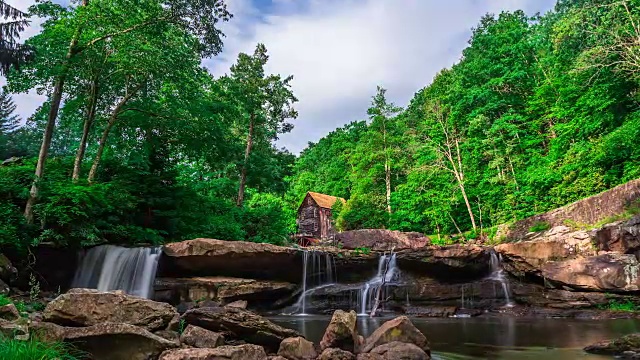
[269,316,640,360]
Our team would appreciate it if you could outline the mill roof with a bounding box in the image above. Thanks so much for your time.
[304,192,346,209]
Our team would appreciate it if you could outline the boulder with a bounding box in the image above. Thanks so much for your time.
[542,253,640,292]
[396,245,491,280]
[0,319,27,339]
[154,277,296,306]
[159,345,268,360]
[0,303,20,321]
[361,316,429,354]
[495,226,596,277]
[0,254,16,283]
[318,348,356,360]
[44,289,178,331]
[161,239,300,282]
[180,325,224,349]
[369,342,430,360]
[278,336,318,360]
[356,355,383,360]
[585,333,640,355]
[336,230,430,251]
[227,300,248,309]
[155,329,180,342]
[320,310,359,352]
[38,322,179,360]
[0,279,8,295]
[595,215,640,254]
[182,306,300,353]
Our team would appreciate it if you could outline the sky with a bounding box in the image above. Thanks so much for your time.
[5,0,557,154]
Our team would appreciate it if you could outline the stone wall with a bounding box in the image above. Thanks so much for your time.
[504,179,640,240]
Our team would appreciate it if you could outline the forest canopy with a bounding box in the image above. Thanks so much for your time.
[1,0,639,250]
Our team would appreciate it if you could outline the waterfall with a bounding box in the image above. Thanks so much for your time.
[72,245,162,299]
[358,252,400,316]
[293,250,336,315]
[488,250,514,307]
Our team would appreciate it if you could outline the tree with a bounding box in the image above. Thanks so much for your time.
[0,90,19,134]
[0,1,31,75]
[366,86,402,214]
[19,0,232,222]
[228,43,297,207]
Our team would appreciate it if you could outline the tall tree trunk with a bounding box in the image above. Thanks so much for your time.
[453,139,477,232]
[382,118,391,214]
[87,84,141,183]
[72,78,99,182]
[24,35,82,223]
[87,120,114,183]
[237,113,255,207]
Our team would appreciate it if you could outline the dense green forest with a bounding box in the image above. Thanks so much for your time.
[287,0,640,238]
[0,0,639,249]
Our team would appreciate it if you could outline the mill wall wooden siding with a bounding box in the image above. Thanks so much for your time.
[297,194,336,239]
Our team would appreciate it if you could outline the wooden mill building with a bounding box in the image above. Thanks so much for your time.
[297,192,346,239]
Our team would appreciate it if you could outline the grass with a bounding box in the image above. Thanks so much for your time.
[600,300,639,312]
[0,294,11,307]
[529,221,551,233]
[0,337,85,360]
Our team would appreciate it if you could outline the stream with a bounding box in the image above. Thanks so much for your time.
[270,315,640,359]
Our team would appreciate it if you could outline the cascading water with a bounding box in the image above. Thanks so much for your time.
[358,252,400,316]
[293,250,336,315]
[488,250,514,307]
[72,245,162,299]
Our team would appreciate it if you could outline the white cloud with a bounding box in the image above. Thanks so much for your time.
[208,0,557,153]
[3,0,558,153]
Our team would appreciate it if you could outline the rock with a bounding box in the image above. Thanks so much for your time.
[278,336,318,360]
[396,245,491,280]
[336,230,430,251]
[162,239,300,282]
[227,300,248,309]
[318,348,356,360]
[356,355,383,360]
[44,289,178,331]
[0,319,27,338]
[320,310,359,352]
[159,345,268,360]
[0,303,20,321]
[585,333,640,355]
[495,227,596,277]
[0,279,8,295]
[183,306,300,353]
[402,305,457,318]
[180,325,225,349]
[56,322,177,360]
[362,316,429,354]
[0,254,16,282]
[155,329,180,342]
[369,342,430,360]
[595,215,640,254]
[542,253,640,292]
[155,277,295,306]
[270,357,288,360]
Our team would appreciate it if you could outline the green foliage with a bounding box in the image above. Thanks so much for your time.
[0,337,84,360]
[286,4,640,238]
[178,319,186,335]
[529,221,551,233]
[0,294,11,307]
[600,300,639,312]
[353,246,371,256]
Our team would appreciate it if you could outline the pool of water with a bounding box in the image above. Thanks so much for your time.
[269,315,640,359]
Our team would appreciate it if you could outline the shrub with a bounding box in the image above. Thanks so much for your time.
[529,221,551,233]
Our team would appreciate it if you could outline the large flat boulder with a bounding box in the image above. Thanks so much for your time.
[336,230,430,251]
[155,277,296,306]
[182,306,300,353]
[585,333,640,355]
[33,322,178,360]
[396,245,491,280]
[43,289,178,331]
[180,325,224,348]
[161,239,300,282]
[159,345,268,360]
[278,336,318,360]
[542,253,640,292]
[495,226,596,277]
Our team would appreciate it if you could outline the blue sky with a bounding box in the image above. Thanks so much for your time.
[6,0,558,154]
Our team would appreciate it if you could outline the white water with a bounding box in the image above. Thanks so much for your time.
[294,250,336,315]
[358,253,400,316]
[72,245,162,299]
[488,251,514,307]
